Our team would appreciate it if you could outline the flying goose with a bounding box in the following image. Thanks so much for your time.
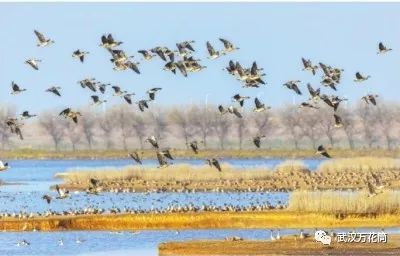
[145,136,159,149]
[112,86,126,96]
[232,94,250,107]
[72,50,89,63]
[108,49,133,63]
[354,72,370,82]
[46,86,61,97]
[333,114,343,128]
[321,77,337,91]
[206,158,222,172]
[55,184,70,199]
[227,106,242,118]
[223,60,237,75]
[176,61,188,77]
[248,61,266,81]
[253,98,270,112]
[34,30,54,47]
[42,195,52,204]
[25,58,41,70]
[163,61,177,74]
[219,38,239,53]
[176,43,189,57]
[156,151,169,168]
[0,161,9,172]
[129,151,143,165]
[283,80,302,95]
[159,149,174,160]
[178,40,195,52]
[138,50,156,60]
[113,60,141,74]
[5,118,24,140]
[307,83,321,101]
[187,140,202,154]
[123,93,135,104]
[362,94,378,106]
[299,102,319,109]
[316,145,331,158]
[20,111,37,119]
[377,42,392,54]
[185,61,206,73]
[100,34,122,49]
[301,58,318,75]
[78,78,98,92]
[151,47,174,62]
[147,87,162,101]
[206,41,222,60]
[91,95,107,105]
[320,94,346,112]
[253,135,266,148]
[59,108,82,124]
[136,100,150,112]
[11,81,26,95]
[97,83,109,94]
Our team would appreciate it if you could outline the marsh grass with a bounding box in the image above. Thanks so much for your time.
[317,157,400,174]
[288,190,400,214]
[57,164,273,183]
[275,160,310,175]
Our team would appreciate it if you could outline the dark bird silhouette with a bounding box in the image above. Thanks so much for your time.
[232,94,250,107]
[34,30,54,47]
[46,86,61,97]
[129,152,143,165]
[72,50,89,63]
[11,81,26,95]
[253,135,266,148]
[316,145,331,158]
[147,88,162,101]
[283,80,302,95]
[42,195,52,204]
[377,42,392,54]
[206,158,222,172]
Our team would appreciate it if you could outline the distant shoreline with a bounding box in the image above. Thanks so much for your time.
[1,212,400,232]
[1,148,399,160]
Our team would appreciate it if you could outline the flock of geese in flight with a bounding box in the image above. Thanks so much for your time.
[1,29,390,194]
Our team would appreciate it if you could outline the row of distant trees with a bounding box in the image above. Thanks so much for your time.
[0,101,399,151]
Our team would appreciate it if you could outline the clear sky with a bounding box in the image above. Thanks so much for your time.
[0,3,400,113]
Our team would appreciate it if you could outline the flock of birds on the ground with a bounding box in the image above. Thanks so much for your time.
[0,30,392,213]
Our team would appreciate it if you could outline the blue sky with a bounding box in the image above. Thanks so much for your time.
[0,3,399,113]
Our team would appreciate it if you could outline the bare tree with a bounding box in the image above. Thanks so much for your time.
[338,107,358,150]
[318,108,338,147]
[235,116,248,149]
[39,112,64,151]
[168,107,195,148]
[113,106,134,150]
[212,113,231,149]
[374,103,397,150]
[251,111,274,149]
[299,108,323,149]
[64,120,82,151]
[148,108,168,142]
[279,105,302,149]
[131,114,147,149]
[98,111,115,150]
[191,105,213,149]
[356,103,378,148]
[80,110,97,150]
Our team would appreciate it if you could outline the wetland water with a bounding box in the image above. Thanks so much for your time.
[1,158,395,256]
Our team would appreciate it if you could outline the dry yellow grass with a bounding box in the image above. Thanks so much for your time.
[57,164,273,183]
[2,211,400,232]
[288,190,400,214]
[159,235,400,256]
[317,157,400,174]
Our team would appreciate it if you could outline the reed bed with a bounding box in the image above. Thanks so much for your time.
[275,160,310,175]
[317,157,400,174]
[57,164,273,183]
[288,190,400,214]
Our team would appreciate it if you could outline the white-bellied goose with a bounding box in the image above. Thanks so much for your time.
[156,151,169,168]
[25,58,41,70]
[129,152,143,165]
[206,41,222,60]
[55,184,70,199]
[219,38,239,53]
[11,81,26,95]
[283,80,302,95]
[354,72,370,82]
[112,86,126,96]
[99,34,122,49]
[253,135,266,148]
[136,100,150,112]
[20,111,37,119]
[206,158,222,172]
[333,114,343,128]
[138,50,156,61]
[59,108,81,124]
[178,40,195,52]
[46,86,61,97]
[316,145,331,158]
[0,161,9,171]
[147,87,162,101]
[307,83,321,101]
[232,94,250,107]
[301,58,318,75]
[34,30,54,47]
[362,94,378,106]
[377,42,392,54]
[72,50,89,63]
[91,95,107,105]
[321,77,337,91]
[227,106,242,118]
[145,136,159,149]
[78,78,97,92]
[253,97,270,112]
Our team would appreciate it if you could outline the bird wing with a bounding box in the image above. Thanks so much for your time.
[212,159,222,172]
[91,95,99,102]
[292,84,302,95]
[218,105,225,114]
[127,62,140,74]
[34,30,46,42]
[156,152,166,166]
[369,96,377,105]
[190,143,198,154]
[250,62,258,75]
[219,38,231,48]
[307,83,315,96]
[253,137,261,148]
[254,98,262,108]
[176,62,187,77]
[378,42,385,51]
[206,41,216,55]
[232,108,242,118]
[355,72,362,79]
[163,150,174,160]
[334,114,342,125]
[59,108,71,116]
